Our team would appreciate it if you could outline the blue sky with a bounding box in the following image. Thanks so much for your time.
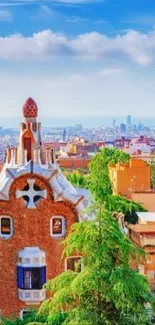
[1,0,155,36]
[0,0,155,122]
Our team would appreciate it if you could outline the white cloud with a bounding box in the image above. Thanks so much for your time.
[65,17,89,23]
[122,15,155,27]
[0,29,155,65]
[0,10,12,21]
[39,5,53,16]
[0,0,102,5]
[0,1,28,6]
[93,19,108,24]
[100,68,124,76]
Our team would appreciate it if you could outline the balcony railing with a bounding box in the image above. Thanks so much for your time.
[128,225,155,248]
[141,237,155,247]
[18,289,46,303]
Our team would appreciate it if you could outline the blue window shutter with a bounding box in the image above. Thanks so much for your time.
[17,266,23,289]
[41,266,46,286]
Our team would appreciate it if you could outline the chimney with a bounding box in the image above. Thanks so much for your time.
[6,148,11,164]
[51,149,55,164]
[10,148,16,166]
[33,148,42,165]
[45,148,52,167]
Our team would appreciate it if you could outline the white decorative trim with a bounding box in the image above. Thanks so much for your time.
[0,216,13,239]
[18,288,46,303]
[17,247,46,267]
[16,179,47,209]
[0,156,91,221]
[50,216,66,238]
[19,309,29,320]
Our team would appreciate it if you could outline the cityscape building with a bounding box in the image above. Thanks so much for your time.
[127,212,155,295]
[120,123,126,133]
[109,159,151,197]
[125,115,131,127]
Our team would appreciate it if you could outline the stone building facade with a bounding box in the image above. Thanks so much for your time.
[0,98,87,317]
[109,158,151,198]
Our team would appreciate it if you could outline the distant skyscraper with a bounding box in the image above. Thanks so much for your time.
[63,128,66,142]
[76,124,82,131]
[112,119,116,128]
[120,123,126,133]
[125,115,131,126]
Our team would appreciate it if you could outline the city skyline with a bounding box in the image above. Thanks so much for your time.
[0,114,155,128]
[1,0,155,117]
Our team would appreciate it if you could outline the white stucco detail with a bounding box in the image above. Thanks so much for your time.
[18,247,46,267]
[0,158,89,218]
[18,288,46,303]
[16,179,47,209]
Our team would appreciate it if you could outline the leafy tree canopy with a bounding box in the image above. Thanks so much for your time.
[38,205,153,325]
[66,169,89,189]
[67,149,146,222]
[1,309,46,325]
[89,148,130,202]
[105,194,146,224]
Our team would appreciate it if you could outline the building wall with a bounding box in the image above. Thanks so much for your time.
[132,192,155,211]
[128,228,155,292]
[0,174,77,317]
[138,252,155,294]
[109,159,151,197]
[144,253,155,290]
[58,158,91,170]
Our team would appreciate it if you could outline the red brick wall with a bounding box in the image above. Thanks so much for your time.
[0,174,77,317]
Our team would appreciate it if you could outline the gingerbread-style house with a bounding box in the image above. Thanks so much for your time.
[0,98,87,317]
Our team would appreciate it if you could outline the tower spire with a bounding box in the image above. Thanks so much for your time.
[18,98,42,163]
[23,97,38,121]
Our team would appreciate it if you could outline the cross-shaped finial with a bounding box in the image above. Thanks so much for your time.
[16,179,47,209]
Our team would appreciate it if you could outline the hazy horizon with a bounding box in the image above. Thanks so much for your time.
[1,115,155,128]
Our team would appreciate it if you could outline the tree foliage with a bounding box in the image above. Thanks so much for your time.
[105,194,146,223]
[1,309,46,325]
[66,169,89,189]
[88,148,146,223]
[89,148,130,202]
[66,148,146,222]
[38,205,153,325]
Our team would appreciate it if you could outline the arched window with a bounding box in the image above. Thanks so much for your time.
[50,216,66,238]
[0,216,13,239]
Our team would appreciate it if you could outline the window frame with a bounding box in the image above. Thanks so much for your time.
[17,266,46,290]
[23,267,42,290]
[50,216,66,238]
[19,309,33,321]
[0,215,13,239]
[65,256,82,273]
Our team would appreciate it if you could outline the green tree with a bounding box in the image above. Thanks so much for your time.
[89,148,129,202]
[38,205,153,325]
[1,309,46,325]
[66,170,89,189]
[88,148,145,223]
[105,194,146,224]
